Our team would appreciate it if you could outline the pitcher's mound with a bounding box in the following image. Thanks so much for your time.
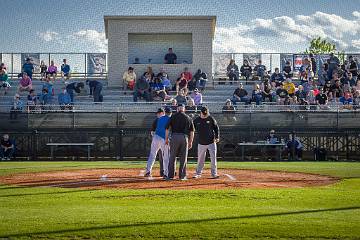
[0,168,339,190]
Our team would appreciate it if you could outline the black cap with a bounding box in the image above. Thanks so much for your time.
[200,106,208,115]
[156,108,164,113]
[165,107,172,113]
[178,103,185,107]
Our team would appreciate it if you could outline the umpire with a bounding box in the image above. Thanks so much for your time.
[193,106,220,179]
[165,103,195,180]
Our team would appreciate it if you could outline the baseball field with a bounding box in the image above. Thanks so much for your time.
[0,161,359,239]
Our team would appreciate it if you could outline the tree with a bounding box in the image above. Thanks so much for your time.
[304,37,336,54]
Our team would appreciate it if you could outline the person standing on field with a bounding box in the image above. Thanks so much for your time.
[144,107,172,178]
[165,104,194,180]
[193,106,220,179]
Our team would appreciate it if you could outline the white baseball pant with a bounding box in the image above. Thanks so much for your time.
[146,134,170,176]
[196,143,218,177]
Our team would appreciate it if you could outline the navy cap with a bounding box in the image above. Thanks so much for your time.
[200,106,208,115]
[178,103,185,107]
[156,108,164,113]
[164,107,172,113]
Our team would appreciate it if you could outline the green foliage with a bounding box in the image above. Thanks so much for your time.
[0,161,359,239]
[304,37,337,54]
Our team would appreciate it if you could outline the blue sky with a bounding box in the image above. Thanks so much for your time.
[0,0,360,53]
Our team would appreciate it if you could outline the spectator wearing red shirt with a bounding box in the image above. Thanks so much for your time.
[175,72,188,95]
[181,67,192,82]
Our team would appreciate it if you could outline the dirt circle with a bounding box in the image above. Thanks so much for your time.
[0,168,339,190]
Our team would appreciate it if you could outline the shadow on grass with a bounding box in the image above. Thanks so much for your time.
[1,206,359,238]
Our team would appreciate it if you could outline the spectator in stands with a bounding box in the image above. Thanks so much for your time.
[17,72,32,93]
[175,89,187,105]
[27,89,38,111]
[227,59,239,84]
[309,53,317,75]
[354,80,360,92]
[306,90,317,107]
[276,84,289,104]
[160,74,172,93]
[261,80,272,102]
[143,66,155,81]
[302,79,313,95]
[0,67,10,95]
[0,134,15,160]
[193,69,208,91]
[58,88,72,110]
[254,59,266,81]
[40,61,47,80]
[86,80,103,103]
[265,129,280,160]
[323,81,332,95]
[164,48,177,64]
[61,59,71,81]
[285,133,303,160]
[222,99,236,121]
[38,88,52,106]
[282,60,293,79]
[295,85,307,100]
[352,90,360,108]
[300,58,313,82]
[169,98,178,112]
[0,63,7,72]
[331,80,343,98]
[10,94,23,120]
[327,53,340,81]
[187,75,197,92]
[240,60,252,82]
[339,91,353,105]
[133,76,150,102]
[232,82,249,105]
[283,78,296,97]
[43,75,54,97]
[66,82,85,103]
[270,68,284,86]
[318,63,328,86]
[181,67,192,82]
[315,88,328,106]
[22,57,34,79]
[191,88,203,105]
[175,72,188,94]
[150,77,166,101]
[348,56,358,81]
[185,98,197,113]
[341,72,356,87]
[251,84,263,105]
[123,67,136,91]
[47,60,57,82]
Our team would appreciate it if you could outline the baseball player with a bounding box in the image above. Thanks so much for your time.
[165,103,194,180]
[193,106,220,179]
[144,107,172,178]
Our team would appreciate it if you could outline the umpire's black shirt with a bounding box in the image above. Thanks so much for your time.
[193,116,219,145]
[166,112,194,136]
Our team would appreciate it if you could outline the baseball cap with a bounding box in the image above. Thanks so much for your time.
[194,88,199,92]
[156,108,164,113]
[164,107,172,113]
[200,106,208,115]
[178,103,185,107]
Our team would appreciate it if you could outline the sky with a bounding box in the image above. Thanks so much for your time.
[0,0,360,53]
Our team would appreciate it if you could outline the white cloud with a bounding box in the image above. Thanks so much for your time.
[352,39,360,49]
[214,11,360,53]
[72,30,108,52]
[37,31,59,42]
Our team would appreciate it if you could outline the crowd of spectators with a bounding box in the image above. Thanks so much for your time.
[227,54,360,109]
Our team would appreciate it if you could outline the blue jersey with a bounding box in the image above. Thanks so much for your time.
[155,115,170,139]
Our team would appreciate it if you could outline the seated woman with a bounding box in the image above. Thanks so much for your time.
[252,84,263,105]
[58,88,72,110]
[150,77,167,101]
[240,60,252,81]
[174,73,188,95]
[0,67,10,95]
[47,60,57,82]
[174,89,187,105]
[222,99,237,122]
[160,74,172,93]
[185,98,197,113]
[39,61,48,80]
[123,67,136,91]
[143,66,155,81]
[18,72,32,93]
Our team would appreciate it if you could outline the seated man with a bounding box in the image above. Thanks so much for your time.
[58,88,72,110]
[339,92,353,108]
[27,89,38,111]
[265,129,280,160]
[240,60,252,81]
[227,59,239,84]
[193,69,208,90]
[22,57,34,79]
[10,94,23,120]
[160,74,172,93]
[254,60,266,80]
[164,48,177,64]
[222,99,237,121]
[0,134,15,160]
[61,59,71,81]
[282,78,296,97]
[0,67,10,95]
[285,133,303,160]
[38,88,52,105]
[86,80,103,102]
[174,89,187,105]
[133,76,150,102]
[43,76,54,96]
[282,61,293,79]
[181,67,192,82]
[270,68,284,86]
[150,77,166,101]
[191,88,203,105]
[18,72,32,93]
[123,67,136,91]
[231,82,249,104]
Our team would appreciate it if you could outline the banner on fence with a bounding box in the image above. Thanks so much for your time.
[243,54,261,68]
[293,54,308,71]
[21,53,40,73]
[87,53,106,75]
[213,54,232,77]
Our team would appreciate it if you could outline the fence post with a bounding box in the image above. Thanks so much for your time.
[346,133,349,161]
[118,129,124,160]
[84,53,87,79]
[32,130,38,161]
[72,111,76,129]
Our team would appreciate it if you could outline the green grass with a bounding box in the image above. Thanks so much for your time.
[0,161,359,239]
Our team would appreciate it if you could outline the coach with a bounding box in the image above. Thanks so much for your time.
[165,104,194,180]
[193,106,220,179]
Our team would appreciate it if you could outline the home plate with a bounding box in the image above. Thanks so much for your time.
[224,174,237,181]
[139,170,145,176]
